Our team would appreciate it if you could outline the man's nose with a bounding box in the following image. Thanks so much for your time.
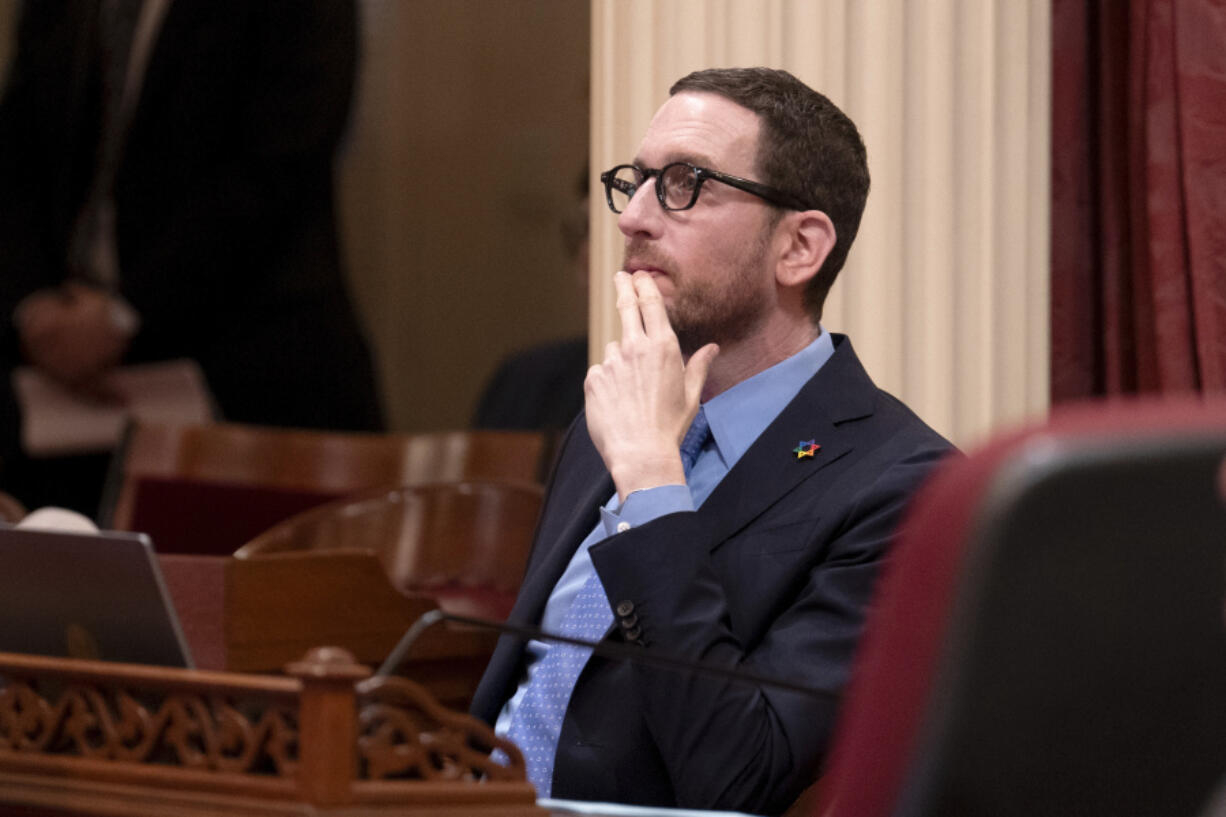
[617,179,662,239]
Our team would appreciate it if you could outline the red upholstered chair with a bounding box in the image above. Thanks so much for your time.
[233,480,544,621]
[100,422,552,555]
[819,398,1226,817]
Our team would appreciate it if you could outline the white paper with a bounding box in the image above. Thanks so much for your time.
[14,359,215,456]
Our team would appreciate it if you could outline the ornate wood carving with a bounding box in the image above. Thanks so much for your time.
[357,674,525,782]
[0,649,536,815]
[0,676,298,776]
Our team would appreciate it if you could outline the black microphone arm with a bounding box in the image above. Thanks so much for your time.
[376,607,837,702]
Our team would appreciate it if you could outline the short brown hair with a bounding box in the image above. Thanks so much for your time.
[670,67,870,321]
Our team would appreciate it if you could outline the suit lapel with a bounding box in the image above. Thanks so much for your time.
[699,335,878,547]
[475,421,613,719]
[507,419,613,624]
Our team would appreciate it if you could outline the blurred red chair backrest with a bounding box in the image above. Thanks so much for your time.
[820,397,1226,817]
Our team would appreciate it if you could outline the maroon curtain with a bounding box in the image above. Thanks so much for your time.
[1051,0,1226,402]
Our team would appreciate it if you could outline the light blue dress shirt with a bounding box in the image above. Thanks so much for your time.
[496,329,836,736]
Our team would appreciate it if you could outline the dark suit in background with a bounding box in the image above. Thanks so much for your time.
[472,336,953,814]
[0,0,382,512]
[472,336,588,432]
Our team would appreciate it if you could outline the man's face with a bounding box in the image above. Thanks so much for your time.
[618,92,778,355]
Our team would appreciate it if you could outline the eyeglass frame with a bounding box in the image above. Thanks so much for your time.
[599,161,815,214]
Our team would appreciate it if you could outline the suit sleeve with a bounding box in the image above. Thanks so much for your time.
[588,439,951,815]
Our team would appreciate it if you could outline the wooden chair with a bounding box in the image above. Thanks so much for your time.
[0,491,26,524]
[819,397,1226,817]
[100,421,553,554]
[234,479,544,622]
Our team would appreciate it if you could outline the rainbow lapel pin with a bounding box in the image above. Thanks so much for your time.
[793,440,821,460]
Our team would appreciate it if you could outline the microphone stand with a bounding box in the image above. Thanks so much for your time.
[377,608,835,702]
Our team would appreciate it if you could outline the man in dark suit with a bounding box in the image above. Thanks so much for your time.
[471,67,954,814]
[0,0,382,513]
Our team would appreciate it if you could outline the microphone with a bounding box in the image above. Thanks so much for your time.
[376,607,837,702]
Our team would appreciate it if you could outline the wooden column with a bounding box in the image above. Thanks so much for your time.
[286,646,371,807]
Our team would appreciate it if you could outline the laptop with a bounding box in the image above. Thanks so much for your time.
[0,525,194,668]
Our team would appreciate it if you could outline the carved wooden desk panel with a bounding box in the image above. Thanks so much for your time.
[0,648,539,816]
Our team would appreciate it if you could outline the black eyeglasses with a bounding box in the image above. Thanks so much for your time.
[600,162,814,214]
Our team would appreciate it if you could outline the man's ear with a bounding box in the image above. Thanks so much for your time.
[775,210,836,288]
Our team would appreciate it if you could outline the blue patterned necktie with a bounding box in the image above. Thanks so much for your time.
[505,408,710,796]
[678,407,710,476]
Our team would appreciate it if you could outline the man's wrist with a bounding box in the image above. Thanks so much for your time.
[602,485,694,536]
[609,455,686,501]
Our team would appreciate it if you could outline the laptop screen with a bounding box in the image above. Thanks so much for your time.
[0,525,193,668]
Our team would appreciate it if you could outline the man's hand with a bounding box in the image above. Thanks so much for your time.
[585,271,719,501]
[17,283,134,393]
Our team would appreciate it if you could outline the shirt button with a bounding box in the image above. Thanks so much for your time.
[616,601,635,617]
[616,521,631,533]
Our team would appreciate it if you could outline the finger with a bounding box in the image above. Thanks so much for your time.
[585,345,620,398]
[631,272,673,337]
[613,270,645,340]
[683,343,720,407]
[602,340,621,365]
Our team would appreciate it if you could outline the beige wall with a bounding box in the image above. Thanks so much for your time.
[591,0,1051,449]
[343,0,590,431]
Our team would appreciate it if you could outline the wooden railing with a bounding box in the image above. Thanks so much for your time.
[0,647,541,816]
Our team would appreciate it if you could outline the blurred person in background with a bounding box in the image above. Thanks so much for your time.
[0,0,382,515]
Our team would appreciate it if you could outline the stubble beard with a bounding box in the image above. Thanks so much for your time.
[639,226,773,357]
[669,269,770,356]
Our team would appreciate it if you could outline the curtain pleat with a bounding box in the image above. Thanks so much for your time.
[1051,0,1226,401]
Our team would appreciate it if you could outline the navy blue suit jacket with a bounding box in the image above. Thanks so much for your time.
[471,334,954,815]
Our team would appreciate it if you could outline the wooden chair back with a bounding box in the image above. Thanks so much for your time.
[234,480,544,621]
[101,422,552,554]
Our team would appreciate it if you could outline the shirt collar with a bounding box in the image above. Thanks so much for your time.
[702,329,836,470]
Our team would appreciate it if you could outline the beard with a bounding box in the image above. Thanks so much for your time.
[668,264,770,355]
[623,224,773,357]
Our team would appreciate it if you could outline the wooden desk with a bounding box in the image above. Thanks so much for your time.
[158,552,501,712]
[0,647,541,816]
